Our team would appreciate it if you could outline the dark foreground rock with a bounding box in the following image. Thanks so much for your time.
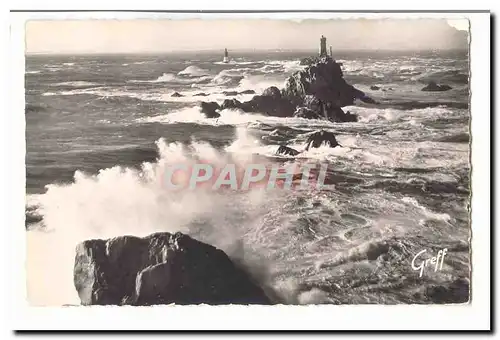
[200,101,221,118]
[74,232,271,305]
[421,81,453,92]
[171,92,184,97]
[305,130,341,150]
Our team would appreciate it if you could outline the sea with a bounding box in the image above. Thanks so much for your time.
[25,49,470,306]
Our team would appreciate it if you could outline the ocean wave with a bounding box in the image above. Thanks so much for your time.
[178,65,210,77]
[51,81,102,87]
[213,60,260,66]
[41,92,59,97]
[25,128,291,306]
[134,73,213,84]
[417,69,469,84]
[137,106,271,126]
[212,69,246,85]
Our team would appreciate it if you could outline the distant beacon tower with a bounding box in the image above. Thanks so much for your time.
[330,46,333,57]
[319,35,327,57]
[223,48,229,63]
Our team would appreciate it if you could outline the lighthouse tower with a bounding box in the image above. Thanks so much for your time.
[319,35,328,57]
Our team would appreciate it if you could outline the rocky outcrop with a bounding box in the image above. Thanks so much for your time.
[171,92,184,97]
[283,57,370,107]
[305,130,341,150]
[370,85,381,90]
[193,92,208,97]
[293,107,323,120]
[282,57,378,122]
[222,91,239,96]
[201,56,376,122]
[200,101,221,118]
[74,232,271,306]
[273,129,342,157]
[221,98,242,110]
[276,145,300,156]
[239,89,256,95]
[421,81,453,92]
[299,56,321,66]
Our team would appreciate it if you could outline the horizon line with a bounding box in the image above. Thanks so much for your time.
[25,47,469,56]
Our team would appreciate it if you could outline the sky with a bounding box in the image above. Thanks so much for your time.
[25,18,469,54]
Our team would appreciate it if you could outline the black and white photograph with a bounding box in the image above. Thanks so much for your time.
[7,8,492,332]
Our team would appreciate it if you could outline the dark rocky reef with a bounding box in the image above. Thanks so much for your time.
[200,101,221,118]
[305,130,341,150]
[421,81,453,92]
[299,56,323,66]
[274,129,341,157]
[222,91,239,96]
[200,56,376,122]
[193,92,209,97]
[226,86,295,118]
[293,107,323,120]
[74,232,271,306]
[276,145,300,156]
[171,92,184,97]
[221,98,242,110]
[239,89,256,95]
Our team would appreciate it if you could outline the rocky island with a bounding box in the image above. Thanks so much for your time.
[200,36,377,123]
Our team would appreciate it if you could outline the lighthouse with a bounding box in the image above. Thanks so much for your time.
[319,35,327,57]
[223,48,229,63]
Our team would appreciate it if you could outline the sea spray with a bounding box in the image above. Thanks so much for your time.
[26,128,308,306]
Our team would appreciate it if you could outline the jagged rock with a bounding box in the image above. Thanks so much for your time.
[293,107,323,120]
[193,92,208,97]
[301,95,357,122]
[421,81,453,92]
[74,232,271,306]
[171,92,184,97]
[212,58,375,121]
[239,90,256,95]
[276,145,300,156]
[240,95,295,117]
[221,99,242,110]
[370,85,381,90]
[283,57,370,107]
[262,86,282,99]
[305,130,341,150]
[222,91,239,96]
[200,101,221,118]
[299,57,320,66]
